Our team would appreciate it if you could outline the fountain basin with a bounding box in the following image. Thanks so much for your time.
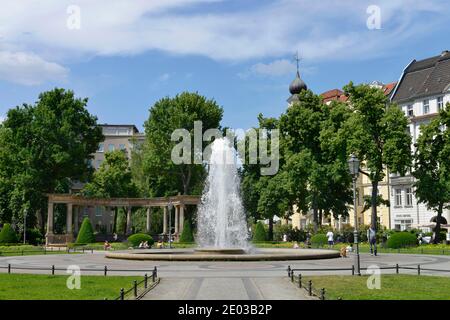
[105,248,340,261]
[194,248,247,255]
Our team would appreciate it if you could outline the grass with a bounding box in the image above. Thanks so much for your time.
[0,245,80,257]
[302,274,450,300]
[0,273,144,300]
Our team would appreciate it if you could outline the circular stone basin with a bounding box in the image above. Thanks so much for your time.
[105,248,340,261]
[194,248,246,255]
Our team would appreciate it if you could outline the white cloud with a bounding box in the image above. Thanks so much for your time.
[158,73,171,82]
[0,0,448,85]
[0,51,68,86]
[250,59,296,76]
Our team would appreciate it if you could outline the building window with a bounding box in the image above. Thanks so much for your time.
[95,207,102,217]
[407,105,414,117]
[394,219,412,231]
[119,144,126,150]
[108,144,115,152]
[405,188,413,207]
[423,100,430,114]
[437,96,444,111]
[98,143,104,152]
[395,189,402,207]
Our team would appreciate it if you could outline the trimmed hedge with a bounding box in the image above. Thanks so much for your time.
[0,224,19,244]
[387,232,417,249]
[127,233,154,247]
[76,218,95,244]
[253,222,267,242]
[179,220,194,243]
[311,234,328,247]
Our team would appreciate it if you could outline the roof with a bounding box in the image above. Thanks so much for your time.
[99,124,139,133]
[391,50,450,103]
[320,89,349,103]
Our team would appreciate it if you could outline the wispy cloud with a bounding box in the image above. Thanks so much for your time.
[0,0,449,85]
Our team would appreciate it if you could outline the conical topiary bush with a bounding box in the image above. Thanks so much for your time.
[76,217,95,244]
[0,224,19,244]
[179,220,194,243]
[252,221,267,242]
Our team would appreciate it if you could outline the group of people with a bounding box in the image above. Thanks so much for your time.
[138,241,151,249]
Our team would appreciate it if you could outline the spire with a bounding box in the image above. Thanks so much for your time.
[289,51,307,95]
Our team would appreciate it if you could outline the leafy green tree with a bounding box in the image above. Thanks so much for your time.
[75,217,95,244]
[179,220,195,243]
[0,223,19,244]
[253,221,267,242]
[413,103,450,243]
[139,92,223,197]
[82,150,139,233]
[0,89,103,231]
[343,83,412,231]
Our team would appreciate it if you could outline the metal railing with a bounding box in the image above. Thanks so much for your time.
[113,267,159,300]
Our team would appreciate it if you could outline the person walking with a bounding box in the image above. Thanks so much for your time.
[367,227,377,256]
[326,230,334,248]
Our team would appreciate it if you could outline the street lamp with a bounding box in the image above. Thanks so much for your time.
[23,208,27,245]
[168,200,173,249]
[348,153,361,276]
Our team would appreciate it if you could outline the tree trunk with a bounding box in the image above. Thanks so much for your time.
[371,180,379,231]
[433,203,443,244]
[268,217,274,241]
[113,207,118,233]
[312,194,318,233]
[318,209,323,227]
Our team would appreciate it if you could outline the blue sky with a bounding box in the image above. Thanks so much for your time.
[1,0,449,131]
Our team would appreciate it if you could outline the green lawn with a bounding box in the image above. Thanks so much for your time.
[303,275,450,300]
[0,273,144,300]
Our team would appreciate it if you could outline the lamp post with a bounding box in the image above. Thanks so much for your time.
[168,200,173,249]
[348,153,361,276]
[23,208,27,245]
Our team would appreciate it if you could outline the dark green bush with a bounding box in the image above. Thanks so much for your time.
[26,228,44,245]
[252,222,267,242]
[179,220,194,243]
[387,232,417,249]
[310,234,328,247]
[0,224,19,244]
[127,233,154,247]
[76,218,95,244]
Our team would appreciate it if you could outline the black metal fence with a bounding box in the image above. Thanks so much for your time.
[112,267,159,300]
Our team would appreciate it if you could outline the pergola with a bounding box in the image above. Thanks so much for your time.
[45,193,201,245]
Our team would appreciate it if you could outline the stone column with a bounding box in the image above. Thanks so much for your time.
[46,201,54,245]
[126,206,132,235]
[74,206,79,233]
[179,204,185,235]
[66,203,74,243]
[163,206,168,234]
[146,207,151,233]
[175,205,179,234]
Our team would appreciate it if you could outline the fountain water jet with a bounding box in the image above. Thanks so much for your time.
[196,138,249,252]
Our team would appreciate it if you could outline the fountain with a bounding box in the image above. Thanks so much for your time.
[105,138,340,261]
[195,138,249,254]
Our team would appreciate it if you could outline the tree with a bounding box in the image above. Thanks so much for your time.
[0,223,19,244]
[253,221,267,242]
[0,89,103,232]
[179,220,195,243]
[83,150,139,233]
[75,217,95,244]
[279,91,352,231]
[139,92,223,197]
[343,83,412,231]
[413,103,450,244]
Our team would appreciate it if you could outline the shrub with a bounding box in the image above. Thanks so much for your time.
[179,220,194,243]
[0,224,19,244]
[26,228,44,246]
[386,232,418,249]
[252,222,267,242]
[76,218,95,244]
[127,233,154,247]
[310,234,328,247]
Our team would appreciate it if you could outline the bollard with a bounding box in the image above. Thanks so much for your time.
[154,266,157,278]
[320,288,326,300]
[291,271,294,282]
[152,269,156,282]
[287,265,291,277]
[298,274,302,288]
[418,265,421,276]
[308,280,312,296]
[133,280,138,297]
[104,266,108,276]
[44,247,47,255]
[8,264,11,274]
[82,248,85,253]
[396,264,399,274]
[120,288,124,300]
[351,265,355,276]
[144,274,148,289]
[21,250,23,256]
[51,265,55,275]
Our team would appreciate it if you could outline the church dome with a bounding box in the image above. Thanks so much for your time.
[289,71,307,94]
